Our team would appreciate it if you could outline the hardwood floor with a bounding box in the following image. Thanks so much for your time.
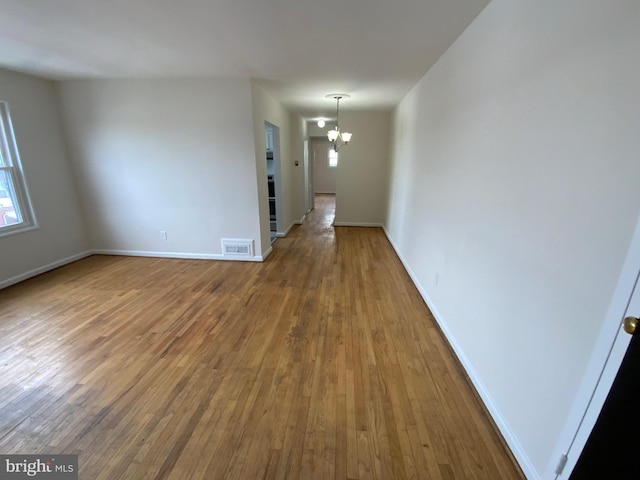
[0,194,523,479]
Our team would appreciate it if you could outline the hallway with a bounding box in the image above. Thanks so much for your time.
[0,194,522,479]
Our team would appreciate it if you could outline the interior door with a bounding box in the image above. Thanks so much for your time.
[565,272,640,479]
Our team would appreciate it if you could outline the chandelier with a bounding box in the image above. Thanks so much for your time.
[326,94,352,152]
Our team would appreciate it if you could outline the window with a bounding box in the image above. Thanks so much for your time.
[329,149,338,167]
[0,102,36,236]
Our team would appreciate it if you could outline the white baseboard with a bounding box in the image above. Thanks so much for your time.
[0,250,93,290]
[261,246,273,260]
[315,191,336,194]
[276,218,305,238]
[296,214,306,225]
[1,245,274,290]
[382,226,538,480]
[333,222,383,228]
[92,249,266,262]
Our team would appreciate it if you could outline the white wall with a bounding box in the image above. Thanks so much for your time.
[307,122,332,138]
[57,78,263,259]
[251,82,305,253]
[385,0,640,477]
[334,111,391,226]
[311,140,336,194]
[0,69,88,287]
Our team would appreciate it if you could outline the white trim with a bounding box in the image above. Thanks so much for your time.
[0,247,273,290]
[333,222,383,228]
[315,191,336,194]
[382,226,538,480]
[0,102,38,237]
[0,223,38,239]
[276,221,298,238]
[296,214,306,225]
[92,249,267,262]
[0,250,92,290]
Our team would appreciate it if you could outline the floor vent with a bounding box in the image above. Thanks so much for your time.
[221,239,254,258]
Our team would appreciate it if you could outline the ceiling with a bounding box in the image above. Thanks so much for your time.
[0,0,490,119]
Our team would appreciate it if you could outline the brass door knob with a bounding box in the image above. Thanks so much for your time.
[624,316,638,335]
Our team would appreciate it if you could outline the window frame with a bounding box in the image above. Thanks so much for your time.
[328,149,338,168]
[0,101,37,237]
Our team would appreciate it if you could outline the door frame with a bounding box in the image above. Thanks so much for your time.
[303,139,312,214]
[310,138,337,195]
[307,137,331,213]
[546,214,640,478]
[265,121,282,235]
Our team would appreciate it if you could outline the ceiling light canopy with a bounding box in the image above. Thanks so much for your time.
[325,94,352,152]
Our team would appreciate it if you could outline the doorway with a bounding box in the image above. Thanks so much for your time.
[311,139,336,195]
[552,216,640,478]
[303,139,312,214]
[305,139,315,214]
[309,137,336,225]
[313,193,336,229]
[265,122,282,243]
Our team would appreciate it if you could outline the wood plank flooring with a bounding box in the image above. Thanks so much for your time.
[0,194,523,479]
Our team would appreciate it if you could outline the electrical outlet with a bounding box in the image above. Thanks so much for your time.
[160,231,167,240]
